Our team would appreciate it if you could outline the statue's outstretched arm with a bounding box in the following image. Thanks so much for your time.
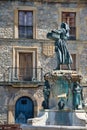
[52,29,62,34]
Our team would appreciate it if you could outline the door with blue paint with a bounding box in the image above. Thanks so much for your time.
[15,96,34,124]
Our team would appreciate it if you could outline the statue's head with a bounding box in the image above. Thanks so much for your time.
[61,22,70,38]
[61,22,70,31]
[61,22,66,29]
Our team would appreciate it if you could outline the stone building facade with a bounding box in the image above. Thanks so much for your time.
[0,0,87,124]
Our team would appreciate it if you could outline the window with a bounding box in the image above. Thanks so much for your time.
[12,46,38,82]
[18,11,33,38]
[14,7,36,39]
[62,12,76,40]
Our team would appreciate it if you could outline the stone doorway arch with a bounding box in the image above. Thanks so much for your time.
[15,96,34,124]
[8,90,37,124]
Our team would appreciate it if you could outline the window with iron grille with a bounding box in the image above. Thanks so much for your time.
[18,11,33,38]
[62,12,76,40]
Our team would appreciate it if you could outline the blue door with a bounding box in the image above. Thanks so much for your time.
[15,96,34,124]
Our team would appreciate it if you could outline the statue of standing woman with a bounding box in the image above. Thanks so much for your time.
[42,75,50,109]
[73,82,83,110]
[47,22,73,70]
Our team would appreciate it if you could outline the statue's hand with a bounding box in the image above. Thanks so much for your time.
[53,29,61,34]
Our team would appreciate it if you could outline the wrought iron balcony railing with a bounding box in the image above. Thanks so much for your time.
[3,67,43,82]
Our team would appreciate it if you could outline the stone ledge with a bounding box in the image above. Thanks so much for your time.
[21,124,87,130]
[0,81,44,88]
[45,70,82,82]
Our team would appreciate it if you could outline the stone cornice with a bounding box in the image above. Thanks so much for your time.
[0,81,44,88]
[44,70,82,83]
[0,38,86,45]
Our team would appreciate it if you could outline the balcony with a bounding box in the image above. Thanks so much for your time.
[2,67,44,86]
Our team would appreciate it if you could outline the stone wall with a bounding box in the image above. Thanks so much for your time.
[0,84,44,124]
[0,0,87,124]
[0,1,87,40]
[0,86,8,124]
[0,39,87,83]
[0,1,87,80]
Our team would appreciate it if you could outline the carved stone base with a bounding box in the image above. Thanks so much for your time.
[45,70,82,83]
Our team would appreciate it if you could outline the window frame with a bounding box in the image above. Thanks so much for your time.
[18,10,33,39]
[58,7,79,40]
[62,12,76,40]
[14,7,37,39]
[12,46,37,81]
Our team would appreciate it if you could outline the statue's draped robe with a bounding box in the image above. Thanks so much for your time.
[47,23,73,69]
[55,39,72,65]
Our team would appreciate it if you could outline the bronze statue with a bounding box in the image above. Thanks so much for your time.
[58,98,65,110]
[42,76,50,109]
[73,82,83,110]
[47,22,73,70]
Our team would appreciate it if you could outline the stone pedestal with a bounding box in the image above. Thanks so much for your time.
[27,109,87,127]
[44,70,82,110]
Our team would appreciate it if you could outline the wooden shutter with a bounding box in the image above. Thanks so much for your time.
[19,53,33,81]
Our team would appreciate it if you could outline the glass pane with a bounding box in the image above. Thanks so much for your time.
[19,11,25,25]
[19,26,25,38]
[70,27,76,35]
[62,13,66,18]
[69,27,76,40]
[19,26,33,38]
[26,12,33,26]
[62,18,67,23]
[69,13,76,18]
[69,18,75,26]
[27,27,33,38]
[62,12,69,17]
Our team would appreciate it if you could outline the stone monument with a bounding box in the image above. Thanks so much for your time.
[27,23,87,128]
[42,22,84,110]
[47,22,72,70]
[41,22,86,126]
